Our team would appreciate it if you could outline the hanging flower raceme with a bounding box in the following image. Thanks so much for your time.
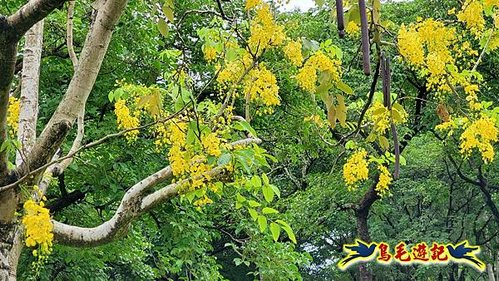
[247,3,286,54]
[7,96,20,138]
[457,0,485,36]
[459,116,498,163]
[22,187,54,267]
[343,149,369,190]
[296,50,342,93]
[283,40,303,67]
[398,19,457,93]
[114,99,140,142]
[243,65,281,107]
[375,164,393,197]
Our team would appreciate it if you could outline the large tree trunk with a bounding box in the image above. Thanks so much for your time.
[355,181,380,281]
[0,223,19,281]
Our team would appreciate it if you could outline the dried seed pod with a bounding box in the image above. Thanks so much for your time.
[381,54,391,107]
[381,53,400,179]
[358,0,371,75]
[336,0,345,38]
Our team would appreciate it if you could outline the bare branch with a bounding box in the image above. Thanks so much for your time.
[66,0,78,71]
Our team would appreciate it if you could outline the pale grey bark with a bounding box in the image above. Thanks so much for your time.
[21,0,129,178]
[16,21,44,166]
[66,0,78,71]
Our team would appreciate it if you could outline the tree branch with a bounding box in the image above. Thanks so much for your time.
[52,137,262,247]
[6,0,68,41]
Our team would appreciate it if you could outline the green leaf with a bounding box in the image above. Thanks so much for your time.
[217,153,232,166]
[261,173,269,185]
[262,185,274,203]
[236,193,246,203]
[250,175,262,188]
[270,222,281,242]
[270,184,281,198]
[399,155,407,166]
[378,136,389,151]
[257,215,267,232]
[248,200,261,207]
[248,208,258,221]
[262,207,279,214]
[234,120,257,137]
[163,4,174,22]
[157,18,169,37]
[336,80,354,95]
[276,220,297,243]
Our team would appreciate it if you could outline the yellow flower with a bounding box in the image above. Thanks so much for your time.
[343,149,369,190]
[244,65,280,106]
[22,196,53,257]
[202,132,222,157]
[203,46,217,61]
[169,144,189,176]
[193,195,214,207]
[345,21,360,36]
[245,0,261,10]
[7,96,20,137]
[457,0,485,35]
[296,65,317,93]
[375,164,393,197]
[114,99,140,142]
[367,102,391,135]
[460,116,498,163]
[296,50,342,93]
[397,19,457,92]
[248,4,286,53]
[283,40,303,67]
[398,24,425,66]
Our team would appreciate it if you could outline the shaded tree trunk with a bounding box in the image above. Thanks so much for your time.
[355,180,380,281]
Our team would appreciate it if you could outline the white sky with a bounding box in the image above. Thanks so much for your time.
[280,0,316,12]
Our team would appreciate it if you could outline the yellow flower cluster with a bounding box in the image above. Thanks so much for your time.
[248,3,286,54]
[367,102,391,134]
[216,52,253,86]
[245,0,261,10]
[343,149,369,190]
[164,118,229,193]
[244,65,280,107]
[345,21,360,36]
[114,99,140,142]
[203,46,218,61]
[457,0,485,36]
[22,197,53,258]
[283,40,303,67]
[202,132,222,157]
[375,165,393,197]
[296,51,342,93]
[460,116,498,163]
[398,19,456,92]
[166,121,189,175]
[7,96,20,137]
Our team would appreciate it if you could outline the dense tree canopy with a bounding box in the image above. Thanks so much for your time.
[0,0,498,280]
